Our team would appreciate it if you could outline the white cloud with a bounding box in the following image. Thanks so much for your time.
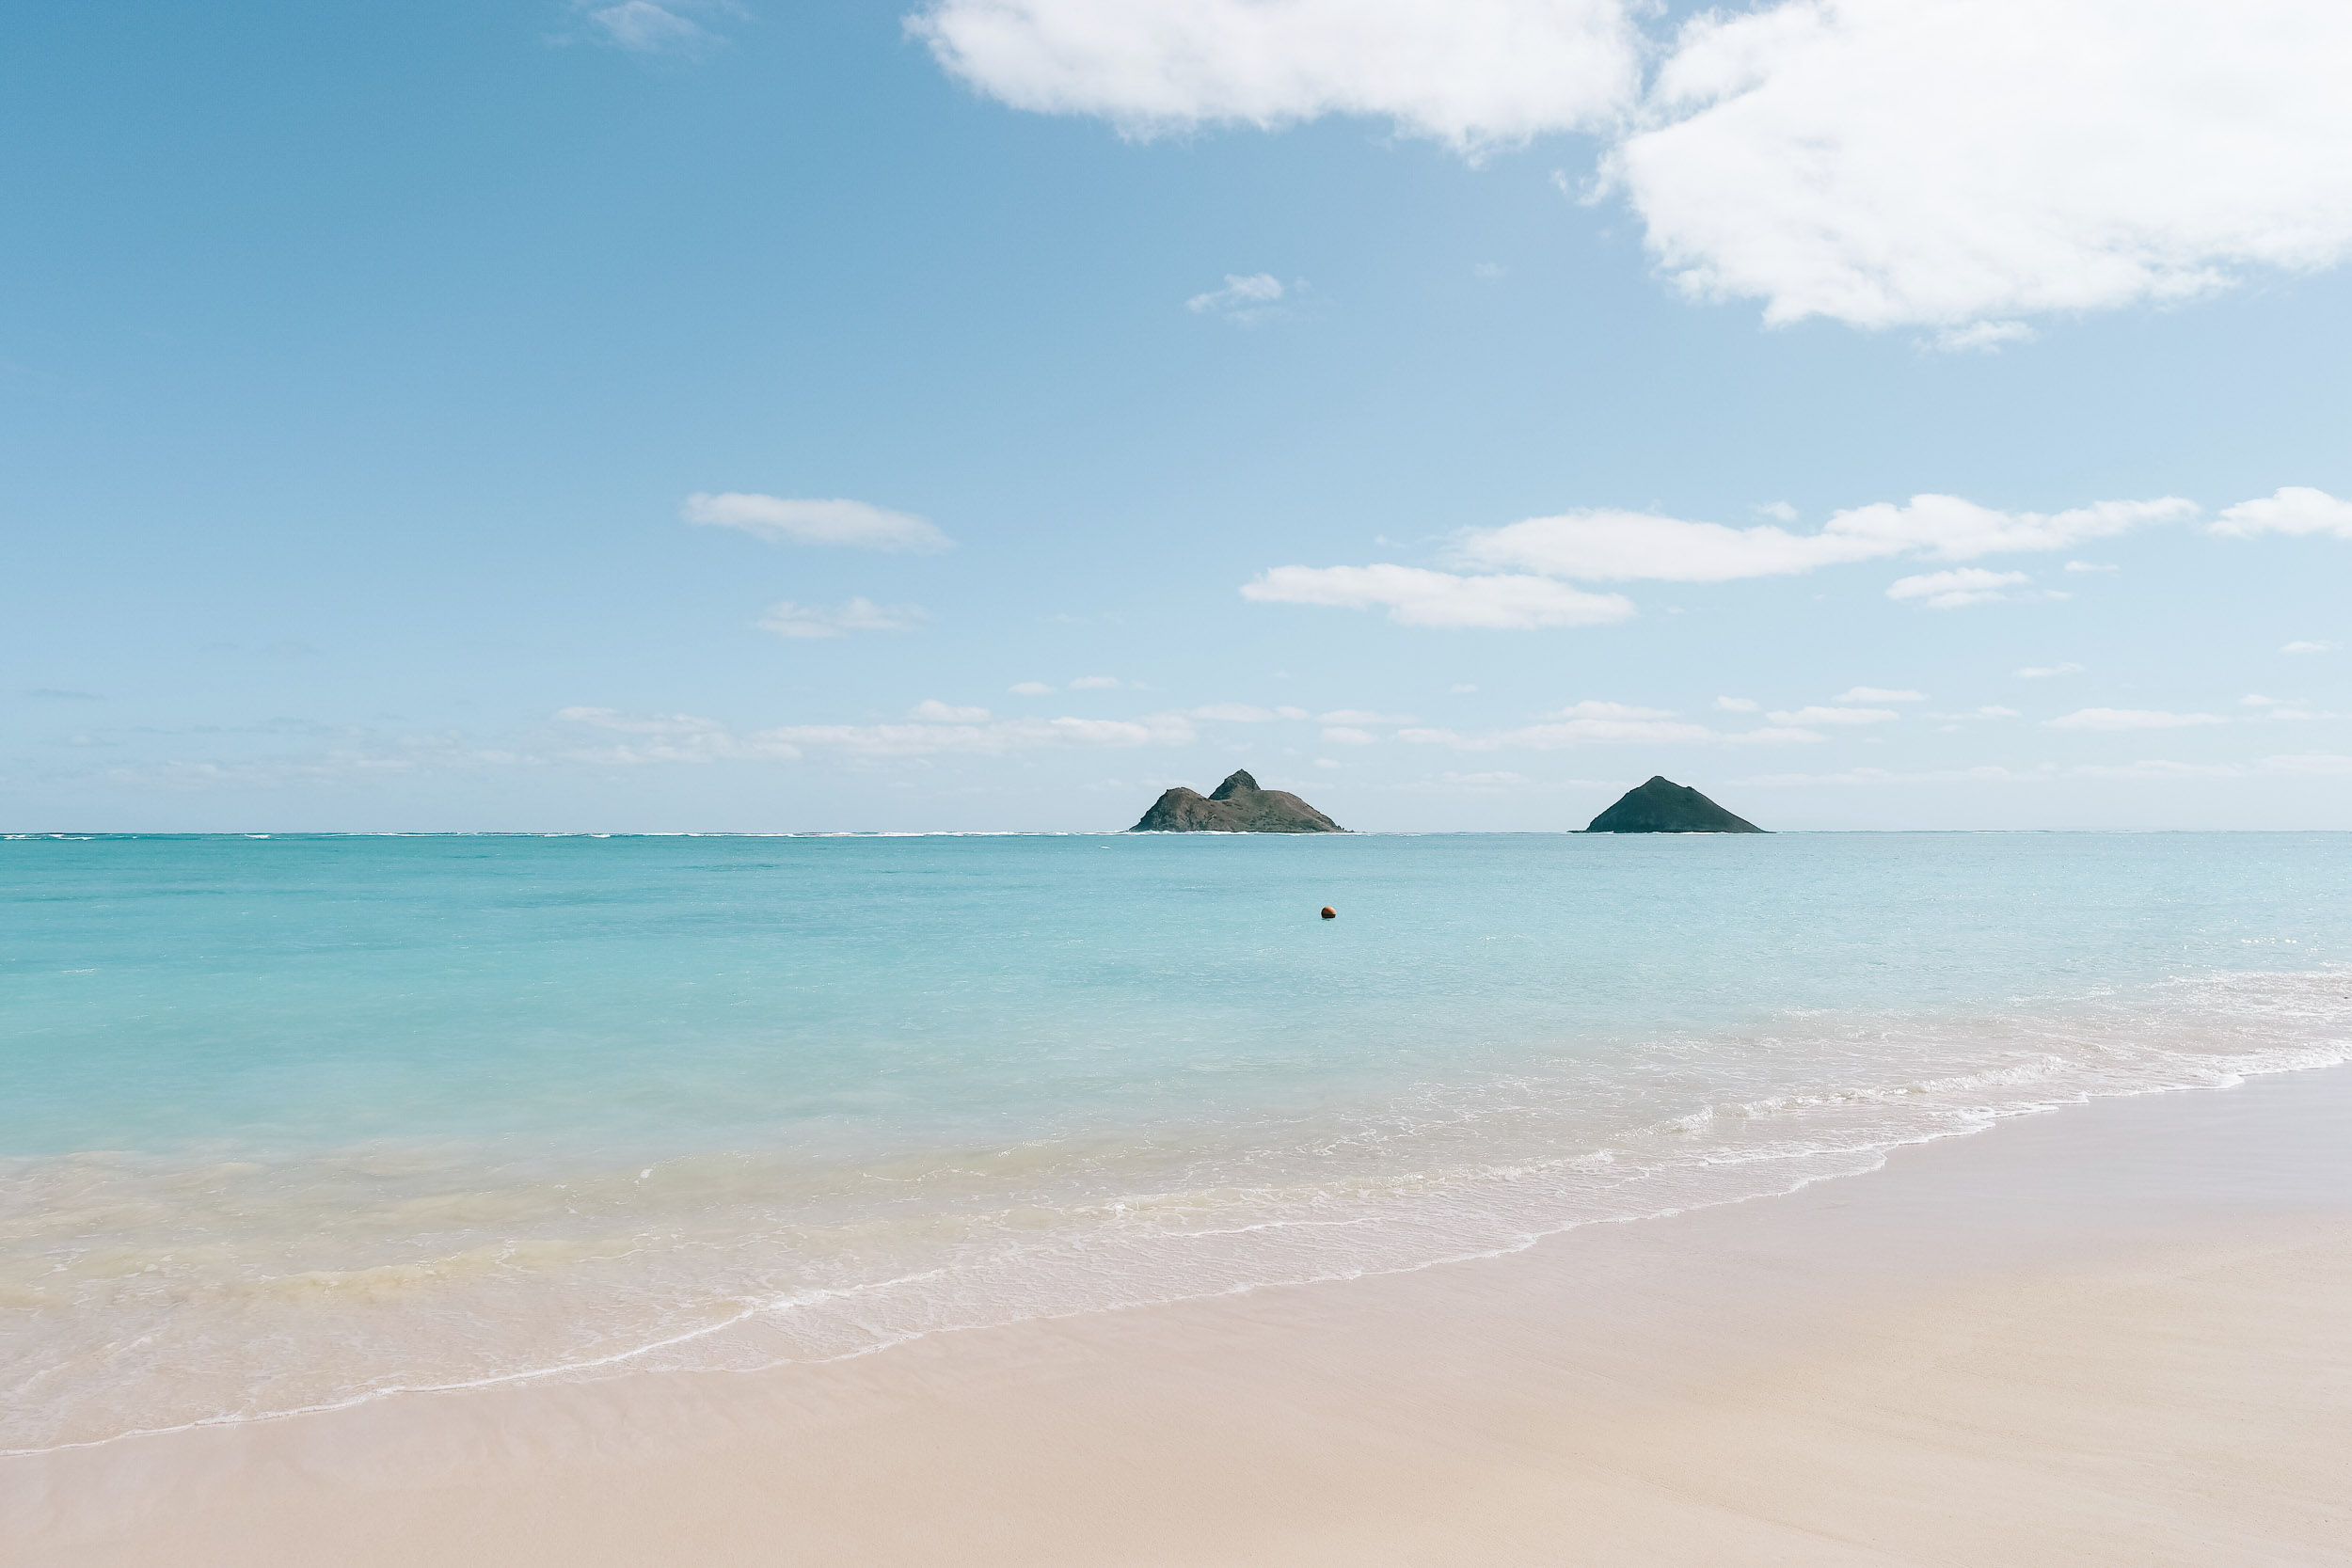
[1884,568,2035,610]
[555,706,798,764]
[1318,709,1416,723]
[1554,700,1677,721]
[1009,681,1056,695]
[1186,273,1291,322]
[1321,726,1377,745]
[758,599,928,639]
[1448,683,1479,693]
[909,0,1644,153]
[2282,641,2339,655]
[1715,695,1760,712]
[2264,753,2352,774]
[1932,321,2036,353]
[2068,759,2242,779]
[2240,695,2334,721]
[771,711,1197,757]
[910,700,991,722]
[1452,496,2190,583]
[1754,500,1798,522]
[1241,564,1636,629]
[684,493,952,552]
[1472,261,1508,279]
[1834,687,1923,703]
[2042,708,2228,731]
[553,705,1196,765]
[1609,0,2352,333]
[1068,675,1123,689]
[1398,715,1713,749]
[2016,662,2085,678]
[583,1,726,55]
[2212,486,2352,540]
[1734,766,2042,787]
[1275,705,1311,719]
[1766,705,1899,726]
[2063,560,2118,572]
[1314,757,1343,768]
[1436,769,1531,787]
[1189,703,1278,721]
[1724,726,1825,745]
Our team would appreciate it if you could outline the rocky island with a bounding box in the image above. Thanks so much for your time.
[1584,776,1765,833]
[1130,770,1345,832]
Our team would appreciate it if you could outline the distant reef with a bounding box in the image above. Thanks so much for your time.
[1130,770,1345,833]
[1583,776,1765,834]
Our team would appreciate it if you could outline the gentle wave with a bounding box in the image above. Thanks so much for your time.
[5,965,2346,1453]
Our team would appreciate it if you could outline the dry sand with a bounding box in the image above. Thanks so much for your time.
[9,1068,2350,1566]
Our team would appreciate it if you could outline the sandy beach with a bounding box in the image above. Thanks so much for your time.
[9,1064,2348,1567]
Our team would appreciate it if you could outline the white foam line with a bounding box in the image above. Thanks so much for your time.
[16,1046,2349,1461]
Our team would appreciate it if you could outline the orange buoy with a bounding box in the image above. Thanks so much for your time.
[1320,906,1337,920]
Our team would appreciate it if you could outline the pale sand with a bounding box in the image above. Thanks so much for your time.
[9,1069,2351,1566]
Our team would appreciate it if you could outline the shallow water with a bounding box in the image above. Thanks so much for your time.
[4,832,2349,1449]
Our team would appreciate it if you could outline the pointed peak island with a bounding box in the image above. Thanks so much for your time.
[1584,776,1766,834]
[1129,770,1345,833]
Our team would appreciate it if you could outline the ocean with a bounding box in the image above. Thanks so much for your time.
[5,831,2348,1451]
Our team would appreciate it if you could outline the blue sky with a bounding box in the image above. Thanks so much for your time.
[5,0,2348,832]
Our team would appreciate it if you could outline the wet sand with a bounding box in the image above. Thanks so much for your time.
[9,1067,2350,1566]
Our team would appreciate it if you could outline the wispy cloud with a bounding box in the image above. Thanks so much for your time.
[1398,710,1712,749]
[910,700,991,722]
[685,493,953,553]
[1931,321,2036,353]
[2016,662,2085,678]
[770,712,1196,756]
[1766,705,1899,727]
[580,0,735,56]
[1723,726,1825,745]
[2042,708,2227,731]
[1885,568,2040,610]
[1434,770,1531,788]
[758,599,928,639]
[2281,641,2339,655]
[1735,766,2044,787]
[1834,687,1924,703]
[556,706,797,763]
[1451,496,2190,584]
[557,704,1198,762]
[1246,490,2186,633]
[1241,564,1634,629]
[1185,273,1294,323]
[2240,695,2337,721]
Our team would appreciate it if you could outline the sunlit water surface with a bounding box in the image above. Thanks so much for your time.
[5,832,2348,1449]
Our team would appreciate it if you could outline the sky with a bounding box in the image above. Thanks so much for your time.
[4,0,2349,832]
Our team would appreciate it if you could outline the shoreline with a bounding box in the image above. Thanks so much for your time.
[10,1062,2350,1565]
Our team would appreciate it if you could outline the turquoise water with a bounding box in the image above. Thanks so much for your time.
[5,832,2350,1449]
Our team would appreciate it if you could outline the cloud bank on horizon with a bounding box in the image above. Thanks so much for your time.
[914,0,2352,339]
